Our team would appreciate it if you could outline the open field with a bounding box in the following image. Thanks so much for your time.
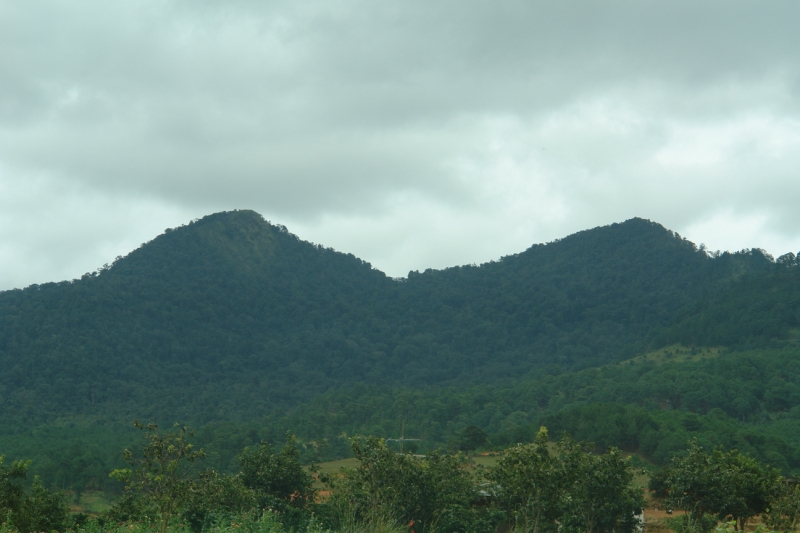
[470,452,502,469]
[68,490,113,515]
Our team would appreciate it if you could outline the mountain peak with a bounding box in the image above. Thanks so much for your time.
[111,210,287,279]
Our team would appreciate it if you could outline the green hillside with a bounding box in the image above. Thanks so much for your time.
[266,346,800,470]
[657,253,800,348]
[0,211,393,423]
[0,211,778,422]
[1,210,799,492]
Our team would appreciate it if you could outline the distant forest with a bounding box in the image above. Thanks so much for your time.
[0,210,799,492]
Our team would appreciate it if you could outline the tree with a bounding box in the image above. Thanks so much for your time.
[331,436,425,528]
[0,455,28,522]
[330,436,485,533]
[490,428,644,533]
[654,440,727,530]
[110,421,206,532]
[0,456,68,533]
[714,449,782,531]
[183,469,255,532]
[455,425,488,453]
[238,433,316,511]
[655,441,782,531]
[558,438,644,533]
[16,476,69,533]
[488,427,561,533]
[765,481,800,533]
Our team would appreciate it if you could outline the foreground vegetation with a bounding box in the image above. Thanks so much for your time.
[5,422,800,533]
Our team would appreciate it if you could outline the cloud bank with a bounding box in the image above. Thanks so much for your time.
[1,0,799,288]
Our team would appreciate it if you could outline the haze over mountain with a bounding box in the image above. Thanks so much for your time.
[0,210,793,427]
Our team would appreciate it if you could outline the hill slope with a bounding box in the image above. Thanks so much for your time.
[0,210,782,424]
[393,217,771,373]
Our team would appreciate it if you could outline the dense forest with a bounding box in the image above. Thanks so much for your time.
[0,211,788,421]
[1,210,799,495]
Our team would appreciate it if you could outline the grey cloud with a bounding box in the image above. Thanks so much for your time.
[1,0,800,286]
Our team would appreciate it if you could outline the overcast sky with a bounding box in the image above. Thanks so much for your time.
[1,1,799,289]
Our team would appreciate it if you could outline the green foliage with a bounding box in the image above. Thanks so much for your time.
[658,251,800,349]
[11,346,800,497]
[74,511,325,533]
[15,476,69,533]
[0,211,799,498]
[328,437,492,533]
[0,456,29,521]
[653,441,782,531]
[557,440,644,533]
[182,470,255,533]
[488,427,561,532]
[238,434,316,531]
[765,482,800,533]
[0,456,68,533]
[2,432,794,533]
[108,428,322,532]
[259,347,800,475]
[0,423,137,495]
[453,425,488,453]
[490,428,644,533]
[663,513,720,533]
[110,422,206,532]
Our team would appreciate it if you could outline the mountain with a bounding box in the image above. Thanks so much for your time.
[4,210,800,492]
[0,210,784,426]
[0,211,392,423]
[391,216,770,372]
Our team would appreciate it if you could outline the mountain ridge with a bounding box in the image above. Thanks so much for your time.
[0,210,787,427]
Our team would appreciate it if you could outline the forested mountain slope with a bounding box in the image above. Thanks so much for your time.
[657,252,800,348]
[394,218,771,372]
[0,210,786,425]
[0,211,394,422]
[245,345,800,476]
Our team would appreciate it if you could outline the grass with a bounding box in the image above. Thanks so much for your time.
[311,457,358,490]
[620,344,724,366]
[469,452,501,468]
[314,457,358,476]
[69,490,114,515]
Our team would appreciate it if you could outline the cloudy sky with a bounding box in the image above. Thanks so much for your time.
[1,1,799,289]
